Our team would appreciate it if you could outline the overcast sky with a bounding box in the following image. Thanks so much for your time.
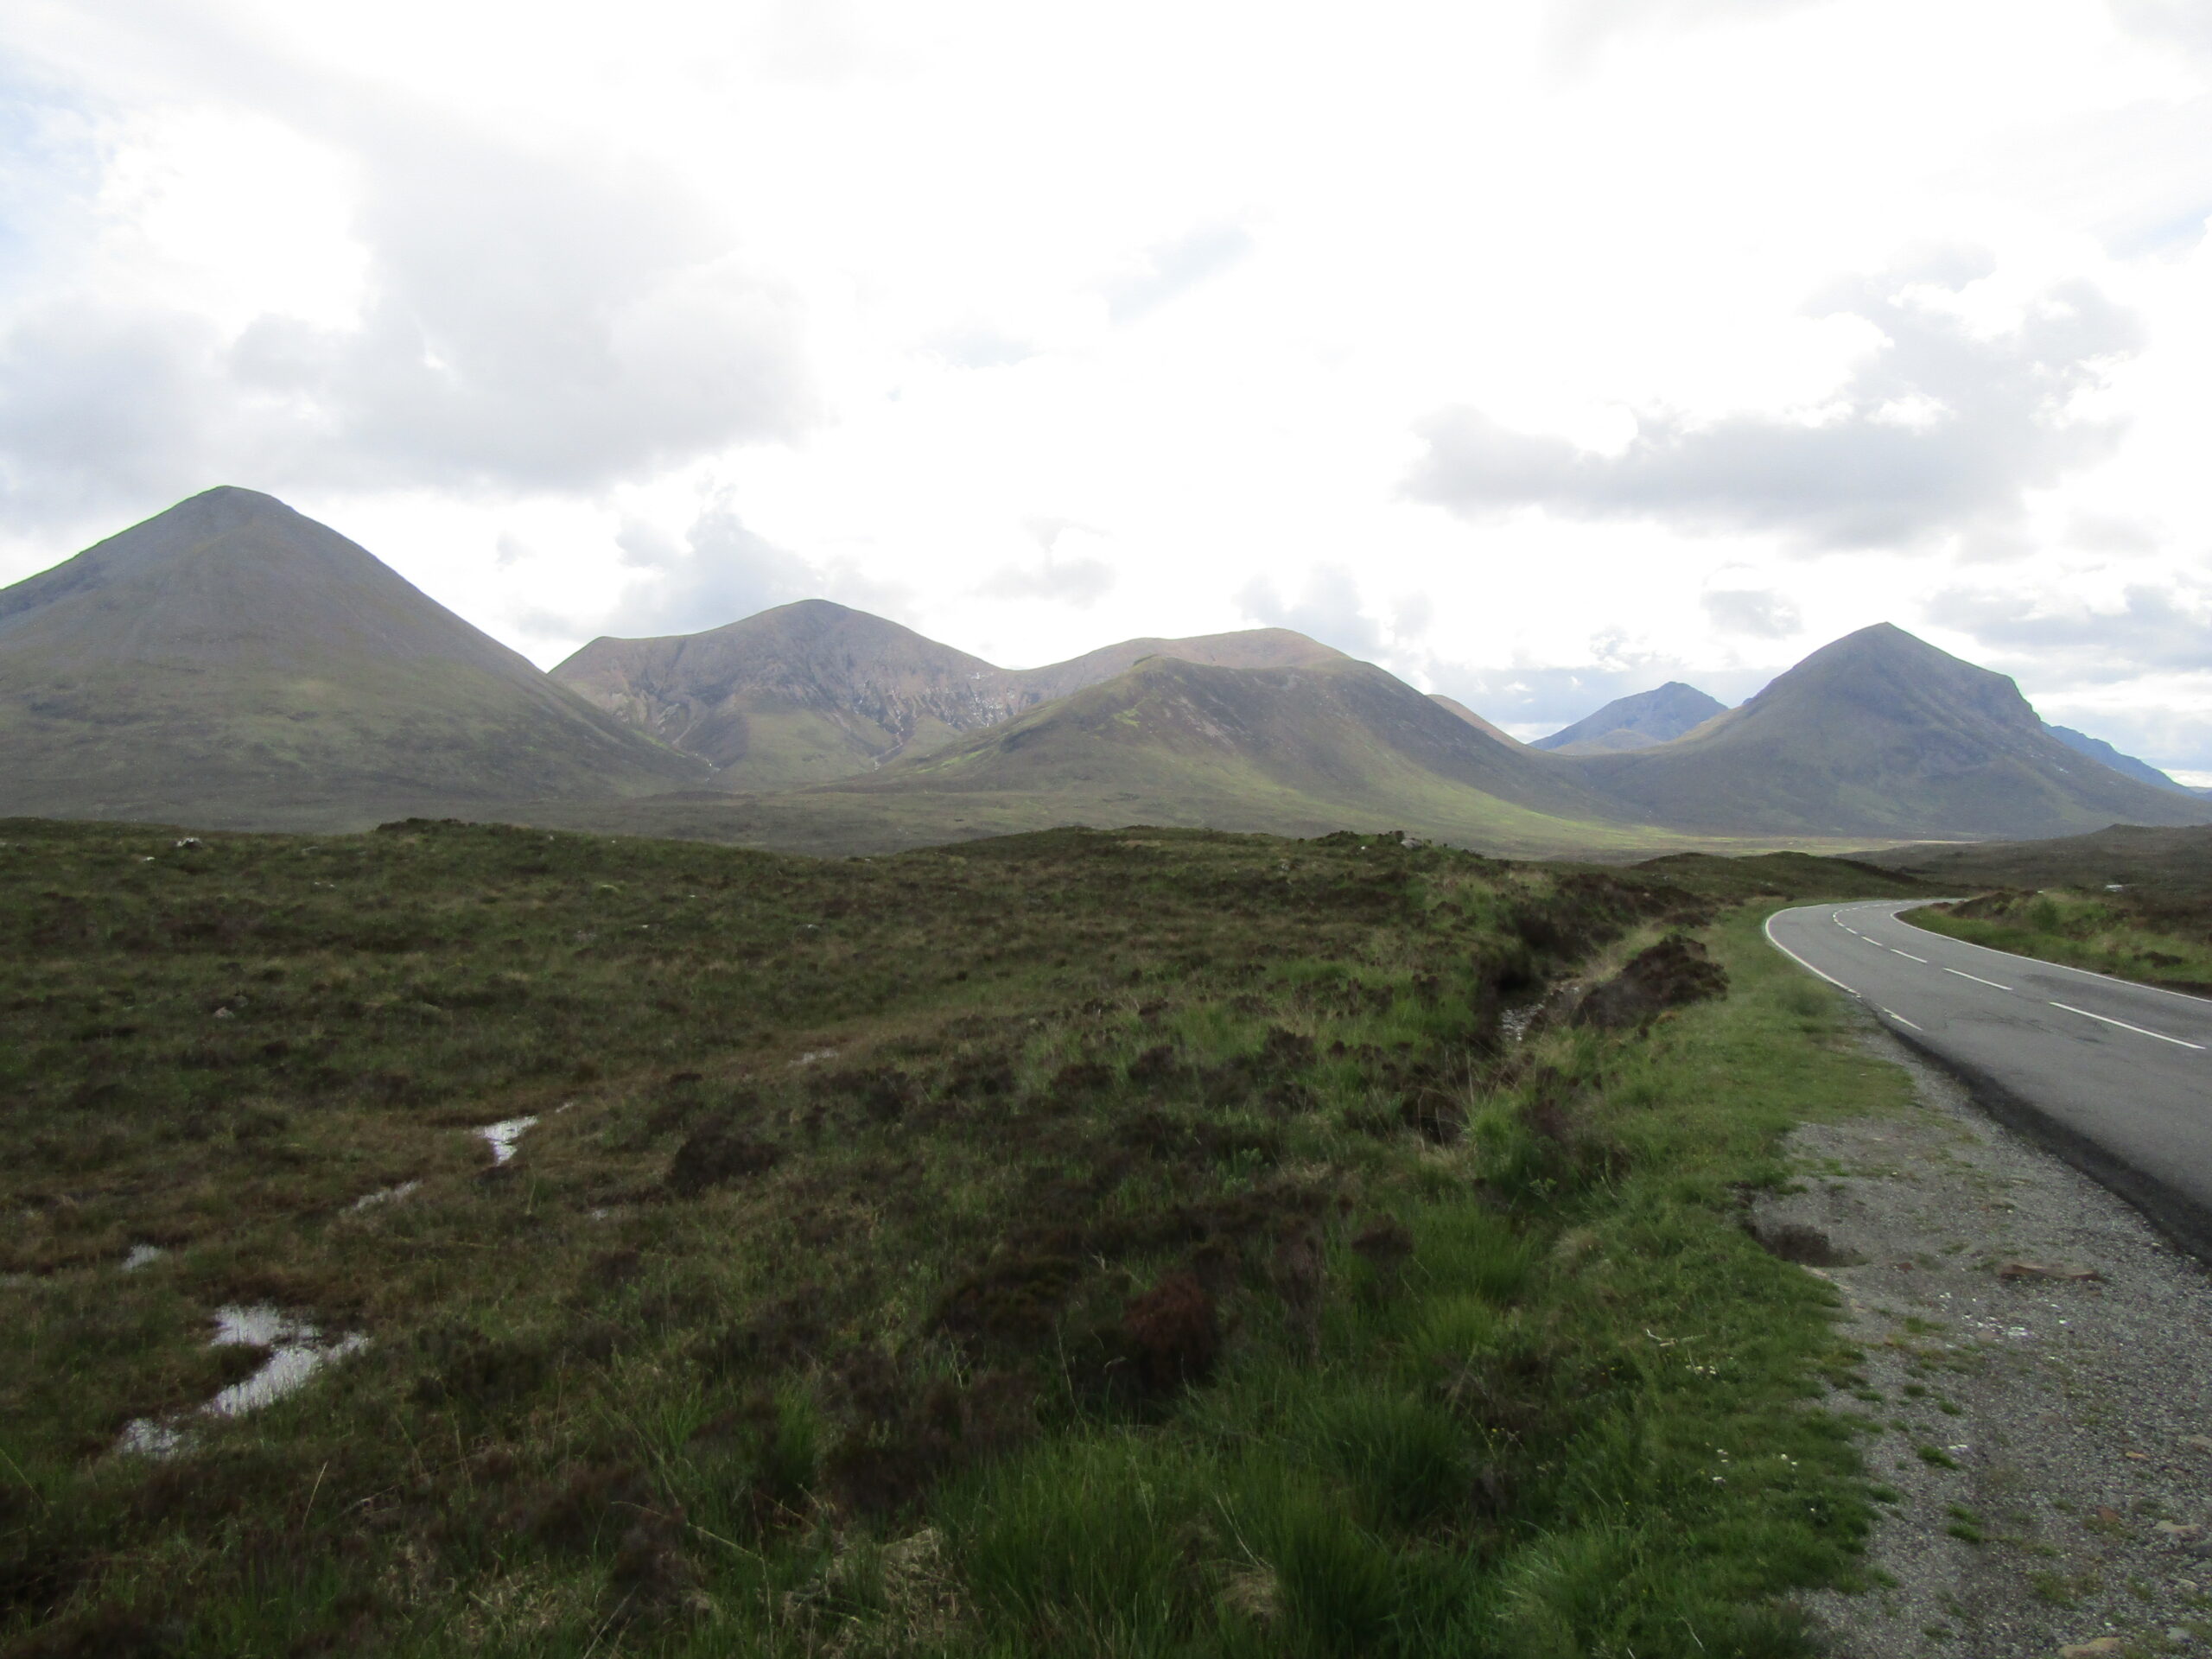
[3,1,2209,766]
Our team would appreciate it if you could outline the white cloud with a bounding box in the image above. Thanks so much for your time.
[0,0,2209,765]
[1405,266,2142,550]
[1703,588,1802,638]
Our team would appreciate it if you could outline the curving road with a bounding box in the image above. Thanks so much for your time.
[1765,899,2212,1255]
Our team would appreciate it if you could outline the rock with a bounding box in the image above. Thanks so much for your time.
[2059,1639,2125,1656]
[1996,1260,2102,1281]
[2156,1522,2204,1541]
[2183,1435,2212,1455]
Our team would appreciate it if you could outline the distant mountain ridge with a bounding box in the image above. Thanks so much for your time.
[1557,624,2212,839]
[4,488,2207,854]
[2045,724,2195,797]
[1533,682,1728,754]
[0,487,706,829]
[544,652,1660,858]
[550,601,1351,791]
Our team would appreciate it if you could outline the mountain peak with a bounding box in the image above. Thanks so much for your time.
[1563,621,2211,838]
[1532,680,1727,754]
[0,487,707,825]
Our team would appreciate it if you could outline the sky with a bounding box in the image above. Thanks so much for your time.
[2,1,2209,768]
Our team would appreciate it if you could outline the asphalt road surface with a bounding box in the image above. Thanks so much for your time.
[1765,899,2212,1255]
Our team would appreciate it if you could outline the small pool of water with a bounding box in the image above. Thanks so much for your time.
[116,1304,370,1459]
[480,1116,538,1164]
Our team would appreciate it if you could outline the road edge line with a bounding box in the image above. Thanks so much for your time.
[1763,907,1860,997]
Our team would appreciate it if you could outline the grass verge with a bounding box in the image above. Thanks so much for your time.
[1905,889,2212,994]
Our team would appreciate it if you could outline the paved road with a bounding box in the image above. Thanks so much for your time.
[1765,899,2212,1255]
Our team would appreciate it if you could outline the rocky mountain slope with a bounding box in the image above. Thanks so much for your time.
[551,603,1353,791]
[0,487,706,829]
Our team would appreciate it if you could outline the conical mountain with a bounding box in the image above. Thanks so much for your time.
[0,487,706,829]
[1531,682,1728,754]
[636,652,1643,856]
[1563,623,2212,838]
[551,603,1352,791]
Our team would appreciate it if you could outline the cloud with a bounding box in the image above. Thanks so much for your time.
[927,323,1036,370]
[976,556,1116,607]
[975,516,1115,607]
[1237,565,1386,658]
[1923,582,2212,685]
[1104,222,1253,323]
[0,91,810,525]
[2110,0,2212,59]
[594,507,819,639]
[1405,267,2141,551]
[1543,0,1829,72]
[1702,587,1801,638]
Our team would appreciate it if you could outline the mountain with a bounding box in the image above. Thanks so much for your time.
[550,603,1351,791]
[0,487,706,829]
[525,654,1675,858]
[1532,682,1729,754]
[1560,623,2212,840]
[1427,694,1523,746]
[2045,724,2196,796]
[550,601,1033,791]
[1014,627,1345,702]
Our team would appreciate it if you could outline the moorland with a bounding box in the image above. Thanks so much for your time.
[3,816,1934,1658]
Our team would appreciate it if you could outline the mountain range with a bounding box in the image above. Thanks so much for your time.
[2,488,2204,853]
[550,601,1344,791]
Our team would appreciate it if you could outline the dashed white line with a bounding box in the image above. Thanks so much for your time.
[1891,949,1928,962]
[1763,912,1860,997]
[1943,967,2012,991]
[2047,1001,2204,1051]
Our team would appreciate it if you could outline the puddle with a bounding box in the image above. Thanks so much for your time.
[121,1243,166,1272]
[480,1116,538,1163]
[116,1304,369,1459]
[352,1179,420,1210]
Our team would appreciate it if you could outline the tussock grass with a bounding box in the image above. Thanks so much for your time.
[0,818,1906,1656]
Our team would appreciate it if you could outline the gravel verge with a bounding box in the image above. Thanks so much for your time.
[1760,1014,2212,1658]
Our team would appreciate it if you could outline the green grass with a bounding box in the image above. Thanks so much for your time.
[1905,888,2212,991]
[0,820,1915,1655]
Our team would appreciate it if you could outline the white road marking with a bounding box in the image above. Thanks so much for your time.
[1891,949,1928,962]
[1943,967,2012,991]
[1890,901,2212,1008]
[2047,1001,2204,1051]
[1879,1007,1922,1030]
[1762,912,1860,997]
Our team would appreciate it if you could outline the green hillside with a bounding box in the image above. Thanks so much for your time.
[0,488,707,829]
